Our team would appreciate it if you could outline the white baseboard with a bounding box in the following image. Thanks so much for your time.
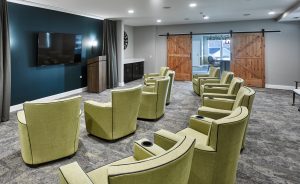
[265,84,294,90]
[10,87,87,112]
[119,82,125,87]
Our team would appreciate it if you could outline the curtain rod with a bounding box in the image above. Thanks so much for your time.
[158,29,281,37]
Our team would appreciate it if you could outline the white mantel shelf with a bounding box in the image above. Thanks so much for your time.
[124,58,145,64]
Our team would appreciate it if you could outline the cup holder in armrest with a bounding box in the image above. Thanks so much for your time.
[142,141,153,147]
[195,115,204,119]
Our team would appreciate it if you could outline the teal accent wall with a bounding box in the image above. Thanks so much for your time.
[8,3,103,105]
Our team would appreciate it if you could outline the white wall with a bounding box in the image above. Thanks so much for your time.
[124,25,134,59]
[133,26,157,74]
[133,19,300,87]
[116,20,124,86]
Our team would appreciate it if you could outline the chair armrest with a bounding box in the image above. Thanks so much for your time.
[59,162,94,184]
[204,84,230,88]
[200,79,220,85]
[17,111,26,125]
[133,138,166,161]
[144,73,160,78]
[154,130,183,150]
[203,97,235,110]
[202,87,229,94]
[189,115,214,135]
[193,74,209,78]
[143,85,156,93]
[202,93,236,100]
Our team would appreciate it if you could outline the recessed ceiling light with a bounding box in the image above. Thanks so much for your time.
[128,10,134,14]
[294,17,300,19]
[268,11,276,15]
[203,15,209,20]
[243,13,251,16]
[156,19,162,23]
[163,6,171,9]
[189,3,197,8]
[184,18,190,21]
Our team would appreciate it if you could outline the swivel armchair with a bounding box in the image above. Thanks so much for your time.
[193,67,220,95]
[154,107,249,184]
[84,85,142,140]
[59,135,196,184]
[17,96,82,165]
[144,66,169,82]
[138,77,170,120]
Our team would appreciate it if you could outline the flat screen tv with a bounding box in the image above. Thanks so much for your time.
[37,32,82,66]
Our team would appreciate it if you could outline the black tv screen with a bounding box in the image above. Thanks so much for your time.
[37,32,82,66]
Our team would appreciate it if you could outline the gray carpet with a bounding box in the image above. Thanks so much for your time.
[0,80,299,183]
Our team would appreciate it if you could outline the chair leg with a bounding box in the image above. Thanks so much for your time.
[292,92,295,106]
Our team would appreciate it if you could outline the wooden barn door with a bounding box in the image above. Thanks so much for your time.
[231,33,265,87]
[167,35,192,81]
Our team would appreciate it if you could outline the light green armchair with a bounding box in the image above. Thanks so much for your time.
[59,135,196,184]
[138,77,170,120]
[84,85,142,141]
[198,71,234,96]
[144,66,169,81]
[17,96,82,165]
[201,77,244,103]
[192,67,220,95]
[154,106,249,184]
[143,70,175,105]
[199,86,255,148]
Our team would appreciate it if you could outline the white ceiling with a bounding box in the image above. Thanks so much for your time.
[9,0,300,26]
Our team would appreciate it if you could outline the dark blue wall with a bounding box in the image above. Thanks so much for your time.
[8,3,103,105]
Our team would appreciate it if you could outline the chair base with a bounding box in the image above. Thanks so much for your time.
[138,114,165,122]
[87,131,136,142]
[24,152,77,168]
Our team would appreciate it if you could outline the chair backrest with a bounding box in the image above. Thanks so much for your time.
[220,71,234,84]
[107,136,195,184]
[208,67,220,78]
[154,77,170,118]
[206,107,249,184]
[232,86,256,111]
[23,96,81,164]
[112,85,142,139]
[166,70,175,104]
[159,67,169,76]
[227,77,244,95]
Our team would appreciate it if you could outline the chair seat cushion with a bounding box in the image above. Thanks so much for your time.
[294,89,300,95]
[177,128,208,145]
[198,106,232,119]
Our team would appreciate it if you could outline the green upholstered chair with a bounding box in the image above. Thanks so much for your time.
[201,77,244,103]
[193,67,220,95]
[144,66,169,81]
[17,96,82,165]
[199,86,255,148]
[143,70,175,105]
[198,71,234,96]
[59,135,196,184]
[138,77,170,120]
[154,106,249,184]
[84,85,142,141]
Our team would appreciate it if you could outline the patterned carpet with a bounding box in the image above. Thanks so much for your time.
[0,80,299,183]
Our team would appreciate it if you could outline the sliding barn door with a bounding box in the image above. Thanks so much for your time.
[231,33,265,87]
[167,35,192,81]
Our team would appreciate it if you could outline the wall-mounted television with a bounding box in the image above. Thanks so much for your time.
[37,32,82,66]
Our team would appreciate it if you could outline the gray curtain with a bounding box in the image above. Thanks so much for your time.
[0,0,11,122]
[103,19,118,89]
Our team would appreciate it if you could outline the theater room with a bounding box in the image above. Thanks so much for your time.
[0,0,299,183]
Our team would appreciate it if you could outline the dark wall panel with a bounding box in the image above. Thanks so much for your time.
[8,3,103,105]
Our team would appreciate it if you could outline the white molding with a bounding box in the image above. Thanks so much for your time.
[10,87,87,112]
[265,84,294,90]
[119,82,125,87]
[8,0,104,20]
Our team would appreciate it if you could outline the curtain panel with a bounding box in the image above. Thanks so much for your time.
[103,19,118,89]
[0,0,11,122]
